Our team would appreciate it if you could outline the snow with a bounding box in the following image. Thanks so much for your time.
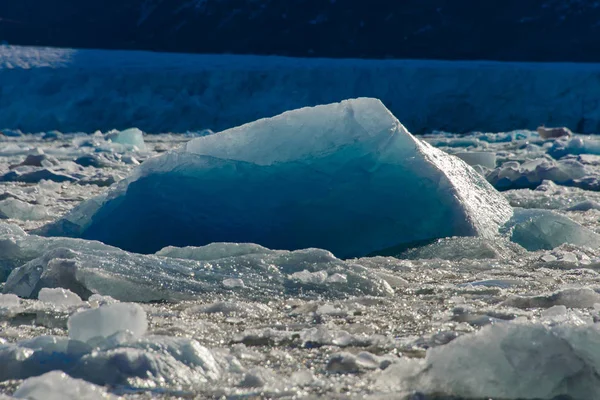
[39,98,513,257]
[67,303,148,343]
[3,45,600,134]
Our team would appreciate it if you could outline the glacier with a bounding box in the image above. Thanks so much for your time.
[38,98,513,257]
[3,45,600,134]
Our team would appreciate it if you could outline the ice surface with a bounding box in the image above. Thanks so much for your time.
[454,151,497,169]
[548,137,600,159]
[0,198,50,221]
[0,333,227,390]
[4,46,600,134]
[503,208,600,251]
[38,288,83,307]
[12,371,117,400]
[106,128,147,151]
[2,227,394,300]
[67,303,147,343]
[487,157,587,190]
[0,293,20,308]
[39,98,512,257]
[377,321,600,399]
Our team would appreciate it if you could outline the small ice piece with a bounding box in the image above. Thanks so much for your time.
[566,200,600,211]
[68,303,147,343]
[290,270,328,284]
[38,288,83,307]
[541,305,568,319]
[107,128,147,151]
[223,278,245,288]
[504,288,600,309]
[537,126,572,139]
[326,273,347,284]
[12,371,116,400]
[454,151,497,169]
[0,293,20,308]
[327,351,392,373]
[503,208,600,251]
[0,198,50,221]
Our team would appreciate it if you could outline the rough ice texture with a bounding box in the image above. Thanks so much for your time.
[106,128,147,151]
[0,198,50,221]
[377,321,600,400]
[3,46,600,134]
[67,303,147,343]
[12,371,117,400]
[502,208,600,251]
[0,332,224,388]
[39,98,513,258]
[38,287,83,307]
[1,223,393,300]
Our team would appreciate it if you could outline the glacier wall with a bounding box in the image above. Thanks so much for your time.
[2,46,600,134]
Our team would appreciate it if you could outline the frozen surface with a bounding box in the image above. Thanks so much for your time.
[39,99,512,257]
[4,46,600,134]
[5,105,600,399]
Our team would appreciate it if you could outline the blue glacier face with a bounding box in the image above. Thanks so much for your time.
[38,98,513,257]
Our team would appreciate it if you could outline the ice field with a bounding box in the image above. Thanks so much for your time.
[4,46,600,399]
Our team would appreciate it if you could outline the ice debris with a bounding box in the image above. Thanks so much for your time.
[0,330,226,389]
[11,371,118,400]
[1,223,393,300]
[68,303,147,343]
[0,198,50,221]
[377,321,600,400]
[502,208,600,251]
[106,128,147,151]
[38,288,83,307]
[38,98,513,257]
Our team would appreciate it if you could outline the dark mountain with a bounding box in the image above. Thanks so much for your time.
[1,0,599,61]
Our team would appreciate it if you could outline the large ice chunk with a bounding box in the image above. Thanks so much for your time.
[377,321,600,400]
[39,98,512,257]
[68,303,148,343]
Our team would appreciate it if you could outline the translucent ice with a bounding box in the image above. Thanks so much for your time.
[0,333,226,389]
[502,208,600,251]
[38,288,83,307]
[68,303,148,343]
[12,371,117,400]
[39,98,512,257]
[548,136,600,159]
[454,151,496,169]
[106,128,147,151]
[3,240,394,301]
[377,321,600,400]
[0,198,50,221]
